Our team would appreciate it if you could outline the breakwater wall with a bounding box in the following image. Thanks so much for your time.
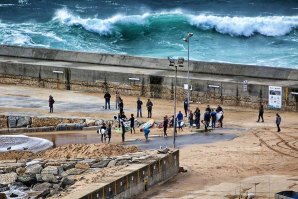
[62,150,179,199]
[0,45,297,111]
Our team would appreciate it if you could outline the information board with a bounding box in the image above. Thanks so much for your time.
[268,86,282,109]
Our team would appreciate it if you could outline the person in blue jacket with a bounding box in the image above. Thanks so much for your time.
[177,111,184,132]
[210,109,217,128]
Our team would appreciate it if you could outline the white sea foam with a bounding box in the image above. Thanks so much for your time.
[53,8,298,37]
[0,135,53,153]
[187,15,298,37]
[53,8,150,35]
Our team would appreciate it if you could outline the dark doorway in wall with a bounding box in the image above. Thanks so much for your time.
[149,76,163,98]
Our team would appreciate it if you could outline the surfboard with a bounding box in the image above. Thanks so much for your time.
[140,119,154,132]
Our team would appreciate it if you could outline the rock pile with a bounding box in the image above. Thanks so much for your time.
[0,150,162,199]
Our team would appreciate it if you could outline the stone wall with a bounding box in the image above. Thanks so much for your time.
[0,45,297,111]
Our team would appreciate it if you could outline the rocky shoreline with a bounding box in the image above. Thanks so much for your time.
[0,145,169,199]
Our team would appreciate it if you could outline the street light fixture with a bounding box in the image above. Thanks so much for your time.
[183,32,193,116]
[168,56,184,148]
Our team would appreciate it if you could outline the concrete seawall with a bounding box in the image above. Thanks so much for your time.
[62,150,179,199]
[0,45,297,111]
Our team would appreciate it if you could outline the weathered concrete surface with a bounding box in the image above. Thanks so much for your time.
[0,45,298,111]
[0,45,298,80]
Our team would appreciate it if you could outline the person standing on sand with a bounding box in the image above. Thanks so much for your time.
[146,99,153,118]
[205,105,211,113]
[203,110,211,132]
[119,98,124,115]
[129,114,135,134]
[137,97,143,118]
[104,91,111,110]
[115,91,120,109]
[121,119,126,142]
[49,95,55,113]
[177,111,184,132]
[163,115,168,137]
[189,110,194,129]
[99,123,107,143]
[194,107,200,129]
[210,109,217,128]
[106,123,112,143]
[257,102,264,122]
[276,113,281,132]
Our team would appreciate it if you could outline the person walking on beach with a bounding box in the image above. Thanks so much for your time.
[210,109,217,128]
[146,99,153,118]
[115,91,120,109]
[105,123,112,143]
[104,91,111,110]
[194,107,200,129]
[276,113,281,132]
[119,99,124,115]
[49,95,55,113]
[257,102,264,122]
[189,110,194,129]
[177,111,184,132]
[184,98,188,117]
[163,115,168,137]
[137,97,143,118]
[129,114,135,134]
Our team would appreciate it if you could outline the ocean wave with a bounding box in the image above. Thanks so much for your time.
[53,8,298,37]
[188,15,298,37]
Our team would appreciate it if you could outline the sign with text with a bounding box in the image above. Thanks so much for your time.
[268,86,282,109]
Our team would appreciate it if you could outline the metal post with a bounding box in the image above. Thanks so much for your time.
[173,65,177,148]
[187,38,190,115]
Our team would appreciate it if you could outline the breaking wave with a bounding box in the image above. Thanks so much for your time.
[53,8,298,37]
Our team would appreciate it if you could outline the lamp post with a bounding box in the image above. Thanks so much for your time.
[168,56,184,148]
[183,33,193,116]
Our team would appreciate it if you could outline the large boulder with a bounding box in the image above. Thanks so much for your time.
[16,167,26,175]
[86,119,95,126]
[41,174,58,183]
[0,172,17,185]
[16,116,31,128]
[60,176,75,188]
[91,159,111,168]
[61,162,76,171]
[65,168,84,176]
[75,163,90,170]
[41,166,63,176]
[26,164,43,174]
[17,173,36,186]
[32,182,52,191]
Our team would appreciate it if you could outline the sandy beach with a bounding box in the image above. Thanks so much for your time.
[0,85,297,198]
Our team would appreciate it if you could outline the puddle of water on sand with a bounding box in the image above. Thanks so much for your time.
[27,131,237,150]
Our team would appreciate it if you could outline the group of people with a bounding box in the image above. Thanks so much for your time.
[257,102,282,132]
[105,91,154,118]
[162,103,225,136]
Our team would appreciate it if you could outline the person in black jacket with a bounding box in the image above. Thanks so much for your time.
[137,97,143,118]
[119,99,124,115]
[163,115,168,137]
[257,102,264,122]
[146,99,153,118]
[129,114,135,134]
[49,95,55,113]
[183,98,188,117]
[105,123,112,143]
[104,91,111,110]
[276,113,281,132]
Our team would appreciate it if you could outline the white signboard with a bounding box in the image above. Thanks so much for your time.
[268,86,282,109]
[243,80,248,92]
